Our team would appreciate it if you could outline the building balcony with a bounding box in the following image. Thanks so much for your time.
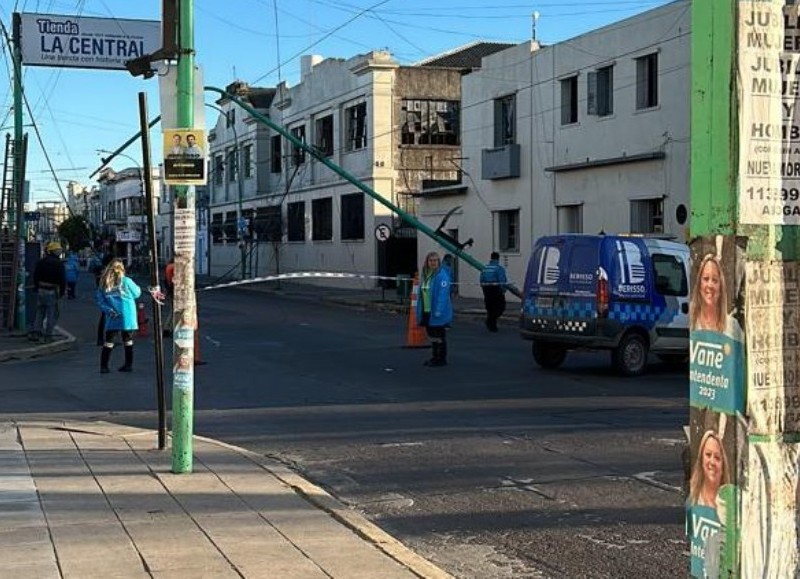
[481,143,520,180]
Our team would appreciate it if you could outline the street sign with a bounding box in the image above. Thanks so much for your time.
[24,211,40,222]
[374,223,391,242]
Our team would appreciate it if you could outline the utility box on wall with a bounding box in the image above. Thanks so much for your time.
[481,144,520,180]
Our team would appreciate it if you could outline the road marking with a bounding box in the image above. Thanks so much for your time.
[632,471,682,493]
[578,534,626,550]
[380,442,425,448]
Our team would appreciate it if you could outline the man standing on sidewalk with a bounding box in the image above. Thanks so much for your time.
[479,251,508,333]
[29,241,66,342]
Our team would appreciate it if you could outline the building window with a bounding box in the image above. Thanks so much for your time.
[270,135,282,173]
[315,115,334,157]
[401,99,459,146]
[253,206,282,242]
[497,210,519,252]
[211,213,223,243]
[630,198,664,233]
[226,147,238,182]
[557,204,583,233]
[213,154,224,185]
[494,94,516,146]
[345,102,367,151]
[636,53,658,109]
[587,65,614,117]
[340,193,364,240]
[226,109,235,127]
[312,197,333,241]
[291,125,306,165]
[560,76,578,125]
[287,201,305,242]
[243,144,253,178]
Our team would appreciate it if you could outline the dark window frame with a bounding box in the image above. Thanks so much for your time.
[494,94,516,146]
[315,115,334,157]
[312,197,333,241]
[270,135,282,173]
[401,99,459,146]
[560,76,578,125]
[345,102,367,151]
[340,193,365,240]
[636,53,659,110]
[291,125,306,165]
[287,201,305,242]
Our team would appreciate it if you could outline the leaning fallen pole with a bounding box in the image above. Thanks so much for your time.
[204,85,521,298]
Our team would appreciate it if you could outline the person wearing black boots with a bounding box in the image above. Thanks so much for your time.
[95,258,142,373]
[416,251,453,367]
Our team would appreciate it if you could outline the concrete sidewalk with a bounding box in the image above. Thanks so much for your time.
[1,420,451,579]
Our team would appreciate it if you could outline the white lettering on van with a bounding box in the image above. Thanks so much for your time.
[617,284,646,293]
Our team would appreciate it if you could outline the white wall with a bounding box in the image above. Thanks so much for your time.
[439,1,691,300]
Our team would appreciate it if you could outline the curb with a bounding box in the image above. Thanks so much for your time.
[0,325,76,363]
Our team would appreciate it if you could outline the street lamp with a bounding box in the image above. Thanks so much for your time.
[206,102,246,279]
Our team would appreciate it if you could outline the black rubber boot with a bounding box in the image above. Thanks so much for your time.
[118,345,133,372]
[424,342,439,366]
[100,346,112,374]
[431,341,447,366]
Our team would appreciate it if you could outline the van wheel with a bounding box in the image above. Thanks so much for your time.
[532,342,567,369]
[613,333,648,376]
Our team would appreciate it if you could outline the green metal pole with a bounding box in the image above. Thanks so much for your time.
[12,14,25,332]
[171,0,195,474]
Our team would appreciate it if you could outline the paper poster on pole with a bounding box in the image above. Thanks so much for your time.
[173,208,196,253]
[738,2,800,223]
[687,235,746,578]
[163,129,206,185]
[158,65,206,130]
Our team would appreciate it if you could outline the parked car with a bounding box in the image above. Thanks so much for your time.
[520,234,690,376]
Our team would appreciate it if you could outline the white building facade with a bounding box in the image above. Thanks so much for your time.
[206,47,508,284]
[418,1,691,299]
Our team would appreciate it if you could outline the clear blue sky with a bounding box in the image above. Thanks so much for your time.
[0,0,671,204]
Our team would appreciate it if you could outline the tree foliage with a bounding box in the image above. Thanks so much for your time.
[57,215,92,250]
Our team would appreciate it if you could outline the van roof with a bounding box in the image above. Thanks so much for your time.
[534,233,687,252]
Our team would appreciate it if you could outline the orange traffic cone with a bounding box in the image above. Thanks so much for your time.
[403,273,429,349]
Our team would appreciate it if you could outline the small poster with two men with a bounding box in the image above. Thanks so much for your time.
[163,129,206,185]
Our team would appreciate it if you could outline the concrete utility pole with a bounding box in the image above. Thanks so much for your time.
[171,0,196,474]
[689,1,800,576]
[11,14,25,332]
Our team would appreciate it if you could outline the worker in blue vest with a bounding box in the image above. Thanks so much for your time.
[479,251,508,332]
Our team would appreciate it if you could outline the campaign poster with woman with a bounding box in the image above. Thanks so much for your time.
[687,235,746,578]
[689,236,746,415]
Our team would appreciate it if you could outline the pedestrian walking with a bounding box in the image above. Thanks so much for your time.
[95,258,142,373]
[479,251,508,332]
[415,251,453,367]
[28,241,66,342]
[64,251,80,299]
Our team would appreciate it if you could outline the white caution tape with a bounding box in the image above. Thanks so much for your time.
[200,271,508,292]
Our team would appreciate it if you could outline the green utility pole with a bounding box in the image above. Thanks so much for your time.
[11,14,25,332]
[171,0,196,474]
[689,1,800,576]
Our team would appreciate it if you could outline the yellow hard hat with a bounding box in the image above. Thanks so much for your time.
[46,241,62,254]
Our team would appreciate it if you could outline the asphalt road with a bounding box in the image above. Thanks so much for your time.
[0,282,690,578]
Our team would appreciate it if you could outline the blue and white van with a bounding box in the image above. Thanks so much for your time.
[520,234,690,375]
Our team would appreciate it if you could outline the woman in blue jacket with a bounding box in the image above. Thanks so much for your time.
[95,258,142,373]
[416,251,453,366]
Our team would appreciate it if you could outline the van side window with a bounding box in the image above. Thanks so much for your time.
[652,253,688,296]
